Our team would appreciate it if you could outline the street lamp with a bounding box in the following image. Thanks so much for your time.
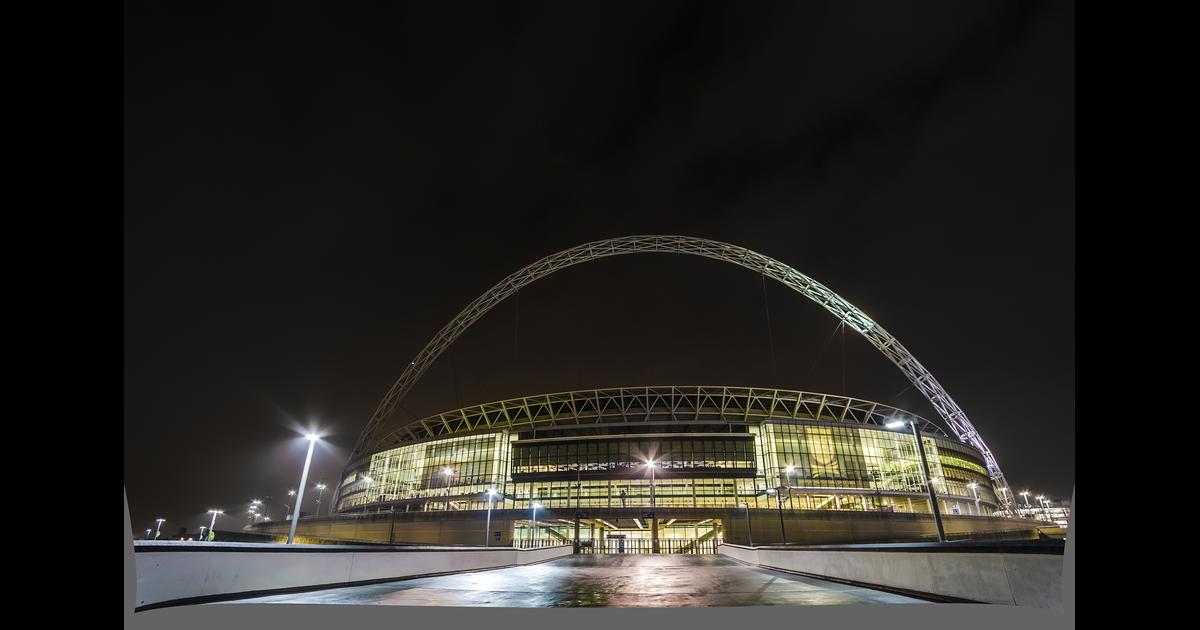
[441,468,455,511]
[315,483,328,516]
[967,482,980,515]
[740,502,754,547]
[286,489,296,520]
[766,488,786,543]
[886,418,946,543]
[154,518,166,539]
[484,488,498,547]
[287,433,320,545]
[199,525,207,540]
[784,465,796,509]
[144,528,152,540]
[529,501,542,548]
[644,460,659,553]
[207,509,222,541]
[1019,490,1031,518]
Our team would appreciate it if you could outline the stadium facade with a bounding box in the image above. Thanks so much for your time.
[302,386,1019,550]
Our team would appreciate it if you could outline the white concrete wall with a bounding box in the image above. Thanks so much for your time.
[134,542,573,610]
[719,544,1063,610]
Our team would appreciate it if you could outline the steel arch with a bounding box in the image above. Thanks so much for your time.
[349,235,1013,510]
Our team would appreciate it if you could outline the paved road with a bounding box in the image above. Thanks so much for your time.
[224,555,926,607]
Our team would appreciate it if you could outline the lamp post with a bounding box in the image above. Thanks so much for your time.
[154,518,166,539]
[645,460,659,553]
[740,502,754,547]
[784,465,796,510]
[886,418,946,543]
[529,502,542,548]
[484,488,497,547]
[968,482,980,515]
[199,526,207,541]
[1019,491,1031,518]
[767,488,786,543]
[285,489,296,520]
[315,484,327,516]
[207,509,222,541]
[441,468,455,511]
[144,528,151,540]
[287,434,320,545]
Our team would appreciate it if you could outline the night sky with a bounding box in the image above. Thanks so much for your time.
[124,1,1074,535]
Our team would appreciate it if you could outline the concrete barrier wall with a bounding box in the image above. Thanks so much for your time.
[134,542,573,611]
[719,543,1063,610]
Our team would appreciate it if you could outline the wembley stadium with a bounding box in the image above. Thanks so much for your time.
[249,236,1038,550]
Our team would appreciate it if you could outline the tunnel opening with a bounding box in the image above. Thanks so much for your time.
[514,515,723,554]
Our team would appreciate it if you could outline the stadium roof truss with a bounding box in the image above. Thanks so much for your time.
[373,386,948,447]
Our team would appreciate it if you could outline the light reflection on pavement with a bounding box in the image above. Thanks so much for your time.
[222,554,927,608]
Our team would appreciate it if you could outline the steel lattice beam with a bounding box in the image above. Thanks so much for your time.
[347,235,1014,510]
[369,386,948,446]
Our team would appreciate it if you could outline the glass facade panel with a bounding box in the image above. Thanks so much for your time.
[339,420,999,515]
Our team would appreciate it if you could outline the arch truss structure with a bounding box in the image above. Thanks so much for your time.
[349,235,1014,510]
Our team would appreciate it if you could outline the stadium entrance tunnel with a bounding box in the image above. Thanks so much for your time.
[514,515,724,555]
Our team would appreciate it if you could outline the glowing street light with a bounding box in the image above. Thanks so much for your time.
[529,501,542,547]
[643,460,658,507]
[207,509,222,541]
[644,459,660,553]
[285,489,296,520]
[484,488,498,547]
[144,528,152,540]
[766,488,786,543]
[287,433,320,545]
[740,502,754,547]
[315,483,328,516]
[441,468,455,511]
[885,417,945,542]
[154,518,166,539]
[784,465,796,509]
[968,482,980,515]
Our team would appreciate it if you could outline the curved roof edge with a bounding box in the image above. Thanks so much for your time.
[367,385,951,453]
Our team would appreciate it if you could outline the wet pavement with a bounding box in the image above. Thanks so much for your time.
[222,554,927,607]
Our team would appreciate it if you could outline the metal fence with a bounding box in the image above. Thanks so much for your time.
[513,538,568,549]
[515,537,720,554]
[581,538,720,554]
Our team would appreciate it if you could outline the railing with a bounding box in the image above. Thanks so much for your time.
[513,538,566,549]
[513,537,721,553]
[575,537,721,554]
